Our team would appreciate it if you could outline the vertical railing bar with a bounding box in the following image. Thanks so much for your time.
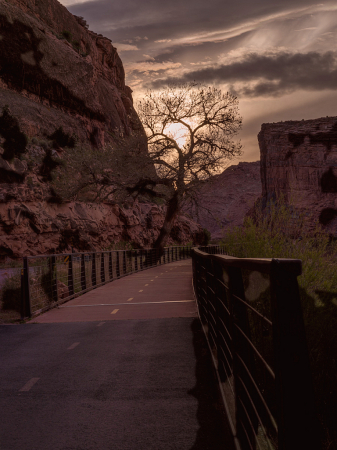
[81,254,86,291]
[68,254,74,297]
[92,252,97,287]
[109,252,113,280]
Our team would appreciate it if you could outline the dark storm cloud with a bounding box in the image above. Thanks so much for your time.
[150,51,337,97]
[67,0,320,43]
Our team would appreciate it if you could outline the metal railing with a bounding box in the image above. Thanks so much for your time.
[13,245,192,318]
[192,248,319,450]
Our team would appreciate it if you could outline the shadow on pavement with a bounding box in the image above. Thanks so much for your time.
[188,318,235,450]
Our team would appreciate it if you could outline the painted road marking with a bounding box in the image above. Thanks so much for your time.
[97,322,105,327]
[139,290,143,292]
[111,309,119,315]
[145,284,149,286]
[127,298,133,302]
[19,378,39,392]
[151,280,154,281]
[155,276,158,278]
[68,342,80,350]
[61,300,194,307]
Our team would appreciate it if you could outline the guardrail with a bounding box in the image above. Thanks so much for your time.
[0,245,193,320]
[192,248,320,450]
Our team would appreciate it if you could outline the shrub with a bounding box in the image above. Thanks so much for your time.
[0,271,21,312]
[61,30,72,42]
[39,149,64,182]
[0,106,27,160]
[49,127,76,148]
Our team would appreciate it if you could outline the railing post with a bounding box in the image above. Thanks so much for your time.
[109,252,113,280]
[270,259,319,450]
[123,251,126,275]
[134,250,138,272]
[140,250,143,270]
[51,255,59,302]
[116,251,120,278]
[68,254,74,296]
[92,253,97,287]
[21,257,31,318]
[101,252,105,283]
[81,254,86,291]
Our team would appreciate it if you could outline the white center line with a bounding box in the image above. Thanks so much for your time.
[68,342,80,350]
[111,309,119,314]
[139,289,143,292]
[145,284,149,286]
[150,280,154,281]
[61,300,194,307]
[19,378,40,392]
[97,322,105,327]
[127,298,133,302]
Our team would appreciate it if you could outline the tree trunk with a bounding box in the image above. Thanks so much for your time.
[144,192,180,266]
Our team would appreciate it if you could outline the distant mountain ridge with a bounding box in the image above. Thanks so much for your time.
[183,161,261,239]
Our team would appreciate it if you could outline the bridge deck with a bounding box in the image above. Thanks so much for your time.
[31,260,197,323]
[0,260,235,449]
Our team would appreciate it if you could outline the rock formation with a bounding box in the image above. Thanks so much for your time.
[258,117,337,235]
[0,0,202,259]
[0,200,203,258]
[183,162,262,239]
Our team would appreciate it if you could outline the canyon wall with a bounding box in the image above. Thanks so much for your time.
[183,162,262,239]
[0,0,202,259]
[258,117,337,235]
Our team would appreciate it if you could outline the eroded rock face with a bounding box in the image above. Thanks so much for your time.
[183,162,262,239]
[0,0,146,148]
[0,200,203,258]
[258,117,337,235]
[0,0,202,259]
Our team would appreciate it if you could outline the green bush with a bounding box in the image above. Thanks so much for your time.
[49,127,76,149]
[221,198,337,449]
[0,272,21,313]
[61,30,72,42]
[0,106,27,160]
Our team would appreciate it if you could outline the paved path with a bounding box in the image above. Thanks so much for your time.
[31,260,196,323]
[0,260,235,450]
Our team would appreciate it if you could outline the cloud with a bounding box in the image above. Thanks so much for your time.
[149,50,337,97]
[143,54,155,61]
[113,43,139,52]
[155,39,172,43]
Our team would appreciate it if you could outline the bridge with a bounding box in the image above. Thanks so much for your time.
[0,246,320,449]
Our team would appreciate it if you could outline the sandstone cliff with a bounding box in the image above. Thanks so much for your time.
[258,117,337,235]
[183,162,262,239]
[0,0,202,259]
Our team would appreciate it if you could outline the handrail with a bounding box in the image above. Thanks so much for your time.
[17,245,194,319]
[192,247,320,450]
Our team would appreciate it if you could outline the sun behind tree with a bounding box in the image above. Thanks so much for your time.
[136,82,242,252]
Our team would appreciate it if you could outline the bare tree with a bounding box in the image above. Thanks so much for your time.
[53,83,242,253]
[136,82,242,252]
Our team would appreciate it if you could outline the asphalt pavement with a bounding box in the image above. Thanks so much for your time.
[0,260,235,450]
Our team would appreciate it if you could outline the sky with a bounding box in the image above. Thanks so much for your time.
[60,0,337,162]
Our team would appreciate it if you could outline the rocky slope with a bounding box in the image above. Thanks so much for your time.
[0,0,202,259]
[183,162,262,239]
[258,117,337,235]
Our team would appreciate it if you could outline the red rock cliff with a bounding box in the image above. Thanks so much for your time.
[258,117,337,235]
[0,0,202,258]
